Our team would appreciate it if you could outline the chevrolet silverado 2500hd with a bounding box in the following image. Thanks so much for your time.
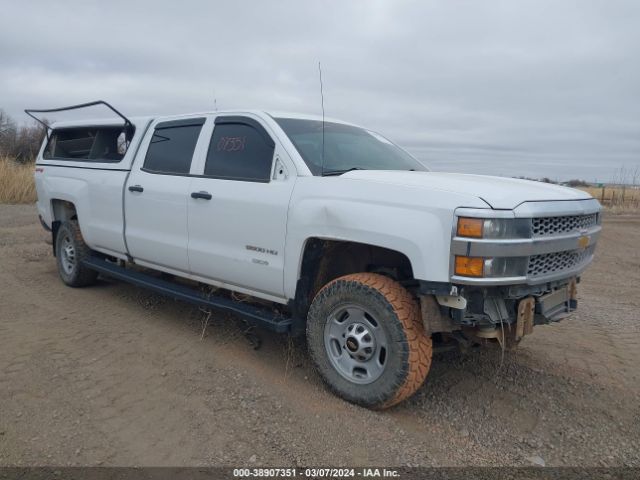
[30,101,601,409]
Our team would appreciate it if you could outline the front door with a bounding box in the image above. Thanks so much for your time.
[187,116,295,299]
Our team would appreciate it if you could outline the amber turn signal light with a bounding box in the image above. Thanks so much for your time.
[457,217,483,238]
[455,256,484,277]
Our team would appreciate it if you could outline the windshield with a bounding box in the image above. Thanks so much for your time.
[274,118,427,176]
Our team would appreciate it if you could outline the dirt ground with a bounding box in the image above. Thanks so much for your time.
[0,204,638,467]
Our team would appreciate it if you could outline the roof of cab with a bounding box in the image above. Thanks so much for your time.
[48,109,358,130]
[266,111,357,125]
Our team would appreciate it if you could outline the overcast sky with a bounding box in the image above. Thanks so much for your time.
[1,0,638,182]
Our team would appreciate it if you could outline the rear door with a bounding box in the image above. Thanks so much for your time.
[125,117,206,273]
[187,115,296,299]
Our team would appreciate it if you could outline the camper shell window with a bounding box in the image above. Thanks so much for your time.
[43,126,133,162]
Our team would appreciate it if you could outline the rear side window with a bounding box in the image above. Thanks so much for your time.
[204,120,275,182]
[143,119,204,175]
[43,126,131,162]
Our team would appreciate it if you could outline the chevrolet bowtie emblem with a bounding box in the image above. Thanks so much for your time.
[577,235,590,249]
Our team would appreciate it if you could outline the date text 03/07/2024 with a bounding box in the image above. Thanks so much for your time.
[232,467,400,478]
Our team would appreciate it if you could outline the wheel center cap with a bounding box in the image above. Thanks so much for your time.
[345,337,359,352]
[343,322,377,362]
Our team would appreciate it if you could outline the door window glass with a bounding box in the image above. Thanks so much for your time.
[143,121,203,175]
[204,123,274,182]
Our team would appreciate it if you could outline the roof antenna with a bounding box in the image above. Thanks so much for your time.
[318,61,326,176]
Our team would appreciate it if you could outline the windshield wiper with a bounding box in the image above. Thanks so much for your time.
[321,167,365,176]
[322,167,418,176]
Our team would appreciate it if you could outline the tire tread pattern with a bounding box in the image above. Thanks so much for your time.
[311,273,432,409]
[56,221,98,287]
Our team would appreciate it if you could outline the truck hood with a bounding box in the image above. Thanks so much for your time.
[341,171,592,210]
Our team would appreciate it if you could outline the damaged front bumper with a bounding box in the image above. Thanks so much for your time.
[418,276,580,343]
[512,277,578,341]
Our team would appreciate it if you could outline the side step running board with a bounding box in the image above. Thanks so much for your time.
[83,257,293,333]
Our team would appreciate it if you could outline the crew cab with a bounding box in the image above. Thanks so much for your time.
[30,101,601,409]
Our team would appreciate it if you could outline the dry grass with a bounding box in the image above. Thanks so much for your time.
[578,186,640,212]
[0,157,37,204]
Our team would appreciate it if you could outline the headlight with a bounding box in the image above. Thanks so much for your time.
[456,217,530,239]
[482,257,528,277]
[455,256,527,278]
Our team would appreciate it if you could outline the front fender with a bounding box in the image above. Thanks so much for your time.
[283,177,488,299]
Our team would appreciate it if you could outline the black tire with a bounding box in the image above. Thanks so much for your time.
[307,273,432,409]
[55,221,98,287]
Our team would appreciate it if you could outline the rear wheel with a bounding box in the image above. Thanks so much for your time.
[55,221,98,287]
[307,273,432,409]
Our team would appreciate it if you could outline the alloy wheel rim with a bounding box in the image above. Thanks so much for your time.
[60,235,76,275]
[324,304,388,384]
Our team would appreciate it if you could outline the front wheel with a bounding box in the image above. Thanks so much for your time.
[55,221,98,287]
[307,273,432,409]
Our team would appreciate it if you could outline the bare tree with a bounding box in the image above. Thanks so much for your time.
[0,109,47,162]
[0,109,17,144]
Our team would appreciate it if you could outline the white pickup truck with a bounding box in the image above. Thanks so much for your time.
[30,101,601,409]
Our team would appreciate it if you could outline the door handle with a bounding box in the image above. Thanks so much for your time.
[128,185,144,193]
[191,191,212,200]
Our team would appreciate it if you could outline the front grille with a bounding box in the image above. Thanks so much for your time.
[527,246,595,278]
[532,213,598,237]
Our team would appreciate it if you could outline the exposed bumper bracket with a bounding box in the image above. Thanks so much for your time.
[516,297,535,340]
